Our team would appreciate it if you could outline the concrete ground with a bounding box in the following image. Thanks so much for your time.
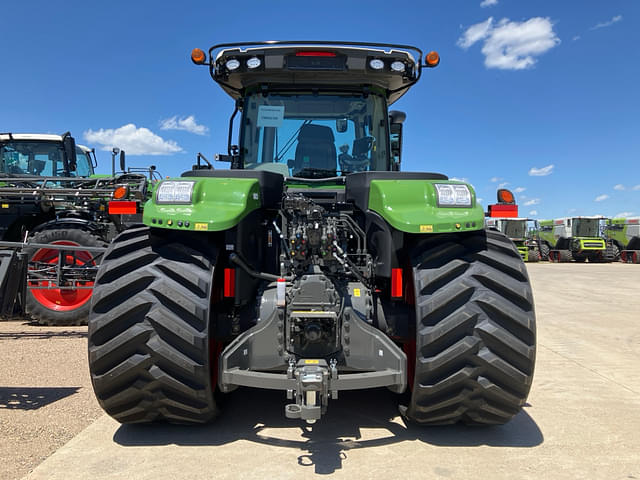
[5,263,640,479]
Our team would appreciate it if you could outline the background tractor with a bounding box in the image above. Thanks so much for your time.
[0,132,153,324]
[88,41,536,426]
[605,217,640,263]
[538,216,612,262]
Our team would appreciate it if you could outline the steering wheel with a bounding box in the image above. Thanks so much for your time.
[339,136,374,173]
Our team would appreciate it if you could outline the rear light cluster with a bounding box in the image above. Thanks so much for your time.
[108,201,137,215]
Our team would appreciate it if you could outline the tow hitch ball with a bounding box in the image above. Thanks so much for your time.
[284,358,338,424]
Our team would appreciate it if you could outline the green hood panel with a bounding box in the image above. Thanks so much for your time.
[143,177,261,231]
[368,180,484,234]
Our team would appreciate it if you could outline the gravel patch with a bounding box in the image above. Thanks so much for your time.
[0,320,102,480]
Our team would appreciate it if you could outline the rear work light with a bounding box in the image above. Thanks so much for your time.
[108,201,137,215]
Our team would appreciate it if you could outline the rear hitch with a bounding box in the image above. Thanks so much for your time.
[284,358,338,424]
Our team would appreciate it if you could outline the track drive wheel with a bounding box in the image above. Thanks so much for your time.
[403,229,536,425]
[88,226,220,424]
[25,228,106,325]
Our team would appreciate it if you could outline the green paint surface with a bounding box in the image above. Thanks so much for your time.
[143,177,261,231]
[367,180,484,234]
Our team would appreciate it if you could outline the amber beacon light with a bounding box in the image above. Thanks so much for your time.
[191,48,206,65]
[497,188,515,204]
[425,51,440,67]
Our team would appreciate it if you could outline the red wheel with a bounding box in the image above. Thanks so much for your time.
[25,228,106,325]
[29,240,94,311]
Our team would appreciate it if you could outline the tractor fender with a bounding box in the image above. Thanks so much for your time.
[345,173,485,235]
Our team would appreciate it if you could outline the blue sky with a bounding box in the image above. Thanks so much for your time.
[1,0,638,219]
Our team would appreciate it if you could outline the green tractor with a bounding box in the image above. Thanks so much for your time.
[538,216,613,262]
[605,217,640,263]
[87,41,536,426]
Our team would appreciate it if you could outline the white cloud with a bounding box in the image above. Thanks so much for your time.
[572,35,581,42]
[524,198,540,206]
[529,210,538,216]
[458,17,494,49]
[513,187,526,193]
[614,184,625,191]
[458,17,560,70]
[480,0,497,7]
[160,115,209,136]
[594,194,609,202]
[633,185,640,191]
[615,211,635,218]
[498,182,509,188]
[591,15,623,30]
[490,176,503,183]
[477,197,484,204]
[84,124,182,155]
[528,164,554,176]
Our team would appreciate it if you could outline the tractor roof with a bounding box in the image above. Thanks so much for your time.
[202,41,435,105]
[0,133,91,152]
[540,216,608,223]
[610,216,640,222]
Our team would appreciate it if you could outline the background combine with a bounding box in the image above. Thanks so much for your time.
[538,216,614,263]
[485,188,544,262]
[605,217,640,263]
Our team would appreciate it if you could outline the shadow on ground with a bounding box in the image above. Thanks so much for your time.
[114,388,543,475]
[0,329,87,340]
[0,386,80,409]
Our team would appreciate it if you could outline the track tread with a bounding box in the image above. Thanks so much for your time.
[405,230,536,425]
[88,226,218,424]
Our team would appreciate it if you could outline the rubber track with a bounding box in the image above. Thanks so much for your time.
[88,226,219,424]
[404,229,536,425]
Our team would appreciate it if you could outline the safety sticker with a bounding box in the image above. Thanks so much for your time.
[195,223,209,231]
[257,105,285,127]
[420,224,433,233]
[353,288,361,297]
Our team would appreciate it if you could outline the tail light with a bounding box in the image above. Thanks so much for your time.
[391,268,403,298]
[224,268,235,298]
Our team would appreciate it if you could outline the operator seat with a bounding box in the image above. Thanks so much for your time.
[293,124,336,175]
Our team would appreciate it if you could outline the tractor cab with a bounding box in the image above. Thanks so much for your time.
[191,42,439,177]
[569,217,605,238]
[0,133,94,178]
